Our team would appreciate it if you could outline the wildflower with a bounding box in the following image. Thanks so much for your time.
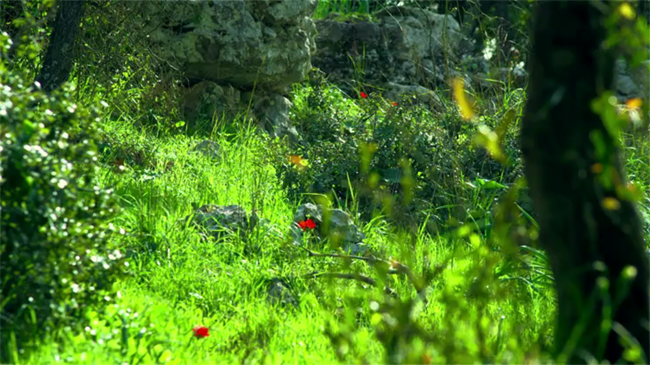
[392,101,398,106]
[451,77,475,120]
[626,98,642,110]
[360,92,368,99]
[288,154,308,169]
[298,218,317,231]
[192,326,209,339]
[602,197,620,211]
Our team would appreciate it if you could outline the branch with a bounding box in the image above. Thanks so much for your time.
[299,245,429,306]
[303,272,396,296]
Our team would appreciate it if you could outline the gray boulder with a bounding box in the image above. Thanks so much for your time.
[188,204,252,240]
[292,203,368,255]
[127,0,318,140]
[139,0,317,91]
[267,278,298,307]
[615,58,649,101]
[192,139,221,160]
[312,6,463,97]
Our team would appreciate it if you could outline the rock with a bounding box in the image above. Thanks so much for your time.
[181,81,241,128]
[139,0,318,91]
[250,92,299,141]
[125,0,316,140]
[188,204,251,240]
[192,140,221,160]
[384,82,443,109]
[267,278,298,307]
[292,203,368,254]
[615,58,649,101]
[312,6,463,96]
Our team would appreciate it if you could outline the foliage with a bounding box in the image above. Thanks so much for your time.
[274,70,524,231]
[2,0,649,364]
[0,31,126,362]
[74,0,184,133]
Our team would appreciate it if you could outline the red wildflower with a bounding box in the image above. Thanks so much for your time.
[360,91,368,99]
[392,101,398,106]
[192,326,209,339]
[298,218,317,231]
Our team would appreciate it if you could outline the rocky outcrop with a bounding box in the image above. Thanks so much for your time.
[133,0,318,138]
[312,6,466,101]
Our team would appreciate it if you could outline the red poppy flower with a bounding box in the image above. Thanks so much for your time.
[360,92,368,99]
[298,218,317,231]
[192,326,209,338]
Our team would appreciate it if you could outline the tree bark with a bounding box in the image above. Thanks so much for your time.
[521,1,649,363]
[34,0,86,93]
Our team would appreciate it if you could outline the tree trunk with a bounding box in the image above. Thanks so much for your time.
[34,0,86,93]
[521,1,649,364]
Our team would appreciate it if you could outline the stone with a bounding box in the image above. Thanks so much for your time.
[312,6,463,96]
[188,204,251,241]
[250,92,299,141]
[615,58,649,101]
[138,0,318,91]
[267,278,298,307]
[192,140,221,160]
[181,81,241,128]
[292,203,368,254]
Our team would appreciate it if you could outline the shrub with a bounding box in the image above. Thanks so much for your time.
[0,32,126,361]
[274,70,524,230]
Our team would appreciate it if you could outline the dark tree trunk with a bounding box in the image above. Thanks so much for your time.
[34,0,86,93]
[521,1,649,363]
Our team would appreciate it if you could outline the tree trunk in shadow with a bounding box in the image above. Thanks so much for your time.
[521,1,649,363]
[35,0,86,93]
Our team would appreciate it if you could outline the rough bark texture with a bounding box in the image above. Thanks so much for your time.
[35,0,86,93]
[521,1,649,363]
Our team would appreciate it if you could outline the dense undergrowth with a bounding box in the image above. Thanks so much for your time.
[1,1,649,364]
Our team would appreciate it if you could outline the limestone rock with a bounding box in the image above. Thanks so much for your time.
[192,140,221,160]
[267,278,298,307]
[615,58,649,101]
[188,204,251,240]
[181,81,240,128]
[140,0,318,91]
[292,203,368,255]
[312,6,463,96]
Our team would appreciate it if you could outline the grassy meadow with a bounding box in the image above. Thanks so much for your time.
[2,2,649,364]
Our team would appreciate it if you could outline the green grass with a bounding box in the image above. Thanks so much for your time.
[18,100,563,363]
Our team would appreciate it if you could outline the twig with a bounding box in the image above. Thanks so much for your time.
[299,245,430,306]
[304,272,377,286]
[303,272,396,296]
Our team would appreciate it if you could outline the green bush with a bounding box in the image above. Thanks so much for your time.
[275,70,524,230]
[0,32,126,361]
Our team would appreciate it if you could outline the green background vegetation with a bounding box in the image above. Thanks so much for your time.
[1,0,648,364]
